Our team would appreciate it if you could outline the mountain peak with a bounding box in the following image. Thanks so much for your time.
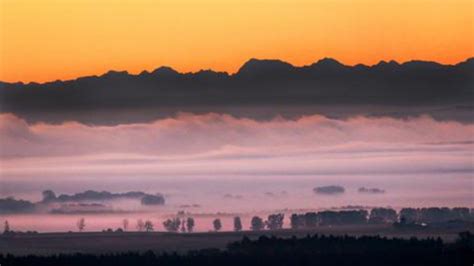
[314,57,343,66]
[102,70,129,78]
[150,66,179,76]
[376,60,400,67]
[237,58,294,76]
[308,58,345,70]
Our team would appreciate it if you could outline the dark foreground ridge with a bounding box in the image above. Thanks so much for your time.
[1,57,473,124]
[1,232,472,266]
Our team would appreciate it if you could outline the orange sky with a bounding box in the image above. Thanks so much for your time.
[0,0,473,83]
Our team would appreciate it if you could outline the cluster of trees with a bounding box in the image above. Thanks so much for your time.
[159,214,284,233]
[162,217,195,232]
[1,233,471,266]
[290,207,473,229]
[248,214,285,231]
[399,207,472,224]
[41,190,165,206]
[159,214,285,233]
[135,219,154,232]
[291,210,369,228]
[140,195,165,205]
[0,190,167,214]
[369,208,398,224]
[0,197,36,214]
[233,214,285,232]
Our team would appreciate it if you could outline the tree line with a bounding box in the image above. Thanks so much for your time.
[290,207,473,229]
[2,207,471,235]
[1,232,472,266]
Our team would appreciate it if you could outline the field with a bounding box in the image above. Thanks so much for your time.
[1,224,471,255]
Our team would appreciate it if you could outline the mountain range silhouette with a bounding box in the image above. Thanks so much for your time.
[1,57,472,124]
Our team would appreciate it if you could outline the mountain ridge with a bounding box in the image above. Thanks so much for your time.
[0,57,472,124]
[1,57,472,86]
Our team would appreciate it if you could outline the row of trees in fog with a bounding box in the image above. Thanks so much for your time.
[63,214,283,233]
[3,207,471,234]
[155,214,284,232]
[290,207,473,229]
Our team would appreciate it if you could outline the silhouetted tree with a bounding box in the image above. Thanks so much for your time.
[233,216,242,232]
[76,218,85,232]
[186,217,195,232]
[144,220,154,232]
[122,219,129,231]
[266,213,284,230]
[213,218,222,231]
[136,219,145,231]
[41,190,56,202]
[163,218,181,232]
[180,219,186,233]
[251,216,264,231]
[3,220,10,234]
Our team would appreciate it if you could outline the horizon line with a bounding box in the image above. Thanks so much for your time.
[2,56,473,85]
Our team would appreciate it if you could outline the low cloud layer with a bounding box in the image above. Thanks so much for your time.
[0,113,473,179]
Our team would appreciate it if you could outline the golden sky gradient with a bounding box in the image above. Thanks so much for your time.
[1,0,473,83]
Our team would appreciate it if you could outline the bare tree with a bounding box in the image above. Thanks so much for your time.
[76,218,85,232]
[186,217,195,232]
[213,218,222,232]
[3,220,10,234]
[136,219,145,231]
[122,219,129,231]
[144,220,154,232]
[233,216,242,232]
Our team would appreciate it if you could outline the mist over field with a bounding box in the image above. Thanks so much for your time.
[2,112,473,175]
[1,112,472,232]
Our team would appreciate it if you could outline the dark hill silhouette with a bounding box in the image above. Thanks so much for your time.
[0,57,472,124]
[1,234,472,266]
